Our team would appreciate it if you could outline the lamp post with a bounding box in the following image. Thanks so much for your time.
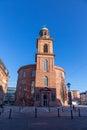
[67,83,72,107]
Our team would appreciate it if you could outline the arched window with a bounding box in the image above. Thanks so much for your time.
[44,44,48,53]
[44,76,48,86]
[44,60,48,71]
[44,31,47,36]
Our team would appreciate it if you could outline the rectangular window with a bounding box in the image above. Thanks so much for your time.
[44,76,48,86]
[36,94,40,101]
[22,71,26,77]
[51,93,56,101]
[32,70,36,77]
[31,81,35,95]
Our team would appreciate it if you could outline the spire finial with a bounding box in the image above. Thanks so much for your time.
[43,25,46,28]
[41,25,48,31]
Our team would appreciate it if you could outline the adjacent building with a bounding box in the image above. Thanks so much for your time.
[15,27,67,106]
[71,90,80,105]
[71,90,80,100]
[0,59,9,105]
[4,87,16,105]
[80,91,87,105]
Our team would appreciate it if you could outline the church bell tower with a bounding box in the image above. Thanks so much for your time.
[35,26,56,106]
[35,27,55,87]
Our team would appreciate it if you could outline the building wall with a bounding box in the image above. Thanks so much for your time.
[0,60,9,104]
[71,90,80,100]
[37,38,53,54]
[80,91,87,105]
[55,66,67,106]
[0,67,8,93]
[15,64,67,106]
[15,65,36,106]
[35,56,55,88]
[4,87,16,105]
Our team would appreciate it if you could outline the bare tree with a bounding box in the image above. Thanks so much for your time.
[60,78,67,105]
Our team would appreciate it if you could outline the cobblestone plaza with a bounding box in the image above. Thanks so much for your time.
[0,105,87,130]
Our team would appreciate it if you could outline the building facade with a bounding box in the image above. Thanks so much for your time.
[80,91,87,105]
[0,59,9,105]
[4,87,16,105]
[71,90,80,100]
[71,90,80,105]
[15,27,67,106]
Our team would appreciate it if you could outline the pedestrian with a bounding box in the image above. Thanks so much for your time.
[73,105,75,110]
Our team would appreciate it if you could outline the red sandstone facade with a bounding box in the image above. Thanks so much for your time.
[15,27,67,106]
[0,59,9,104]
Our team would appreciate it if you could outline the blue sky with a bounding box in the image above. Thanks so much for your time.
[0,0,87,92]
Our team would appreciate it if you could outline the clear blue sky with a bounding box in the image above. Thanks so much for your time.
[0,0,87,92]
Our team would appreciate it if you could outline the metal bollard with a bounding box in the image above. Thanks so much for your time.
[35,107,37,118]
[58,108,60,117]
[78,108,81,117]
[9,108,12,119]
[2,107,4,113]
[71,110,73,119]
[19,106,21,112]
[0,108,1,115]
[74,107,76,112]
[48,107,50,112]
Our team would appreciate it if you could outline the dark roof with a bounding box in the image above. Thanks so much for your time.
[18,64,36,72]
[80,92,86,95]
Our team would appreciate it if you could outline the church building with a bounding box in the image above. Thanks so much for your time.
[15,27,67,106]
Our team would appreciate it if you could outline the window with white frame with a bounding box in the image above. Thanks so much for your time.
[44,59,48,71]
[44,76,48,86]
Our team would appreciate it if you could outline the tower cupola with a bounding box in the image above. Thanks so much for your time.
[39,26,50,38]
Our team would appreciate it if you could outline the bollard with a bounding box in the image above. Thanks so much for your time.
[74,107,76,112]
[35,107,37,118]
[73,105,74,110]
[78,108,81,117]
[58,108,60,117]
[71,110,73,119]
[9,108,12,119]
[48,107,50,112]
[19,106,21,112]
[2,107,4,113]
[0,108,1,115]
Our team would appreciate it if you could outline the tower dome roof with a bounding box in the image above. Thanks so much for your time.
[39,26,50,38]
[41,26,48,31]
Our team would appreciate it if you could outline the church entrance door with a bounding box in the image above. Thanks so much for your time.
[43,94,49,106]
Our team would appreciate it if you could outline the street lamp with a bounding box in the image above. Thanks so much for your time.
[67,83,71,91]
[67,83,72,107]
